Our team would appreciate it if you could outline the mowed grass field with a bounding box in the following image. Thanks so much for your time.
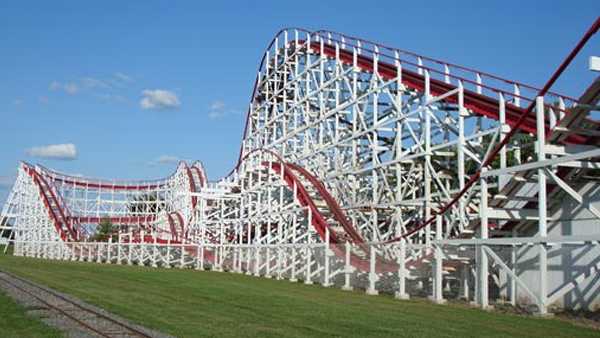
[0,249,597,338]
[0,289,62,338]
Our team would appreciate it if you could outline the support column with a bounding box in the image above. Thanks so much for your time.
[305,210,313,285]
[137,242,144,266]
[536,96,548,316]
[106,240,112,264]
[460,263,469,301]
[510,241,517,306]
[457,82,466,230]
[71,242,78,261]
[323,228,331,287]
[165,240,171,269]
[478,168,490,310]
[395,239,409,300]
[179,242,185,269]
[276,245,283,280]
[152,235,158,268]
[424,71,432,246]
[127,233,133,265]
[342,242,353,291]
[304,245,313,285]
[200,244,205,271]
[195,245,201,270]
[96,242,101,263]
[290,243,297,282]
[254,245,261,277]
[117,234,122,264]
[366,246,379,295]
[430,216,445,304]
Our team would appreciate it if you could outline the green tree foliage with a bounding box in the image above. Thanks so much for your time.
[90,218,116,242]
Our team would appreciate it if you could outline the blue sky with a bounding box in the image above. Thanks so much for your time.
[1,1,598,204]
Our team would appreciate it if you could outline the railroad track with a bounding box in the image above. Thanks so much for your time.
[0,270,162,338]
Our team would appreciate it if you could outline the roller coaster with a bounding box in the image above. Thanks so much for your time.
[2,20,600,314]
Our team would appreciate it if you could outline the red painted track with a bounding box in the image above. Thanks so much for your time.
[311,41,587,143]
[379,18,600,242]
[25,161,209,244]
[24,165,78,241]
[267,161,400,273]
[226,20,599,272]
[243,21,598,245]
[25,21,599,273]
[32,158,216,264]
[237,149,408,272]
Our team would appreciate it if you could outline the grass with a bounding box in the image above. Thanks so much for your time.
[0,248,597,337]
[0,288,63,338]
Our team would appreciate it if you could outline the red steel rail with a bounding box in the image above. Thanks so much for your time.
[232,19,599,244]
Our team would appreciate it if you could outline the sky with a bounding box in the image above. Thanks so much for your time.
[1,1,599,204]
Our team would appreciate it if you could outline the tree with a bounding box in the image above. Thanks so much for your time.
[89,218,116,242]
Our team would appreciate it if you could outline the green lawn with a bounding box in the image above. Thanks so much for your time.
[0,249,597,337]
[0,288,62,338]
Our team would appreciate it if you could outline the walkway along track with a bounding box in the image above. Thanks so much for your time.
[0,270,162,338]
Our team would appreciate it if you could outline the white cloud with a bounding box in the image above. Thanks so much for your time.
[208,110,226,119]
[64,82,79,95]
[210,100,225,110]
[45,73,134,106]
[207,100,241,119]
[140,89,180,111]
[49,73,132,97]
[49,81,61,91]
[148,155,182,166]
[82,77,110,89]
[114,72,133,83]
[108,73,134,88]
[155,155,179,164]
[49,81,79,95]
[13,99,23,106]
[25,144,78,160]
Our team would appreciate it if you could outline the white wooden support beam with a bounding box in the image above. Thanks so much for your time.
[536,96,548,316]
[342,242,353,291]
[395,239,409,299]
[366,245,379,295]
[478,168,490,310]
